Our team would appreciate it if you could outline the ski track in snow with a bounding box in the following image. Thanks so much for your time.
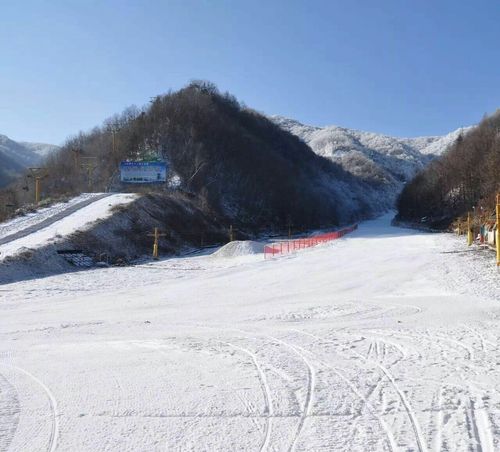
[472,400,495,452]
[0,213,499,450]
[0,361,58,452]
[0,370,19,452]
[265,335,315,452]
[11,365,59,452]
[216,340,273,452]
[289,334,398,452]
[434,386,444,452]
[294,330,408,450]
[364,354,427,452]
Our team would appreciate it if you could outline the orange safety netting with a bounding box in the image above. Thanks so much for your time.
[264,224,358,258]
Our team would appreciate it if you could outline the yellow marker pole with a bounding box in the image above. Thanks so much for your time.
[153,228,159,259]
[109,125,120,157]
[496,194,500,266]
[28,167,48,204]
[467,212,473,246]
[148,227,166,260]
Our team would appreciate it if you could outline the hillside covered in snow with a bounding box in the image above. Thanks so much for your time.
[0,134,59,187]
[273,116,469,207]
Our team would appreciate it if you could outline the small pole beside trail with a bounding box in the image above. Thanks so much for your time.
[467,212,473,246]
[148,227,166,260]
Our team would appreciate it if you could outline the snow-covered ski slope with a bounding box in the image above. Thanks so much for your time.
[0,214,499,451]
[0,193,137,259]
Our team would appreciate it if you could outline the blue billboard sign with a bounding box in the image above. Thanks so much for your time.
[120,161,167,184]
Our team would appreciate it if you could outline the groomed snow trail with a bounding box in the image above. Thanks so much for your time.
[0,193,110,246]
[0,213,499,451]
[0,193,137,261]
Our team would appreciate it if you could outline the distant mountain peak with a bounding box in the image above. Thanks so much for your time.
[20,141,60,158]
[272,116,471,207]
[0,134,59,187]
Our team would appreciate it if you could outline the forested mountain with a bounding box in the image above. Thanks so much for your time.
[2,82,477,235]
[273,116,466,209]
[4,82,389,231]
[396,111,500,227]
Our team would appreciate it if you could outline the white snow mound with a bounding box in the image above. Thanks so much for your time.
[212,240,265,258]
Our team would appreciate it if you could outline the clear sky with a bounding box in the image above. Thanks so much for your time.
[1,0,500,144]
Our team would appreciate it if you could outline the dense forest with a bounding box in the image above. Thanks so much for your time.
[396,111,500,228]
[0,81,374,232]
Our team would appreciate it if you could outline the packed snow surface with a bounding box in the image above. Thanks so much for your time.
[212,240,265,258]
[0,214,499,451]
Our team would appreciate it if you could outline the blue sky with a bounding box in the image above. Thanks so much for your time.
[1,0,499,144]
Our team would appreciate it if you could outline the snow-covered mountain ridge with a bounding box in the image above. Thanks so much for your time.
[0,134,59,187]
[273,116,469,188]
[19,141,60,158]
